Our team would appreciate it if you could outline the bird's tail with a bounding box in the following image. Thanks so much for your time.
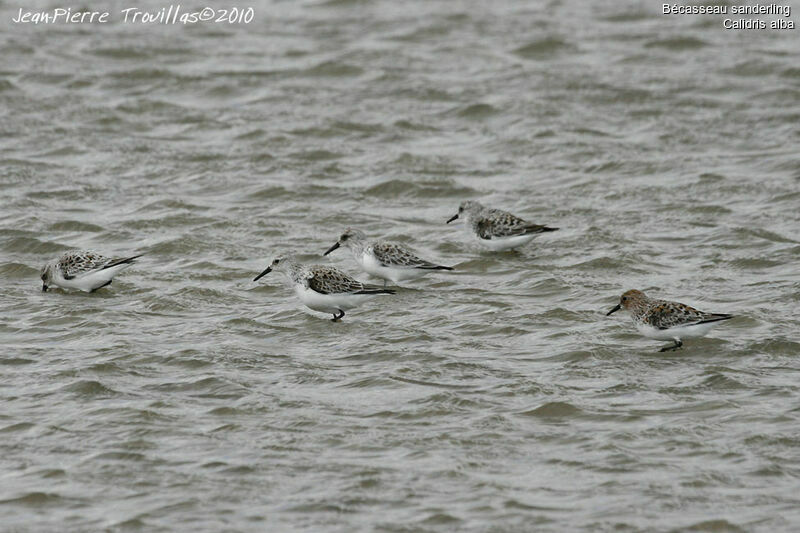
[698,314,733,324]
[356,288,396,295]
[523,225,559,235]
[102,254,143,270]
[418,265,454,271]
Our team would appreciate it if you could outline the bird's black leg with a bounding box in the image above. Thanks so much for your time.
[331,310,345,322]
[91,279,113,293]
[659,339,683,352]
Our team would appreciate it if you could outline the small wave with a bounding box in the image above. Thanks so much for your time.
[645,37,709,50]
[331,120,384,133]
[39,469,67,479]
[781,67,800,79]
[684,204,733,215]
[565,256,637,271]
[700,373,748,391]
[0,262,38,278]
[47,220,105,232]
[520,401,583,418]
[683,519,746,533]
[420,512,461,525]
[0,492,64,506]
[92,451,147,461]
[734,227,798,244]
[208,406,240,416]
[601,11,651,22]
[393,86,456,102]
[749,338,800,356]
[728,257,783,269]
[303,61,363,77]
[340,376,401,389]
[390,376,472,390]
[513,37,576,59]
[390,24,453,42]
[62,380,119,397]
[0,357,35,366]
[148,376,248,399]
[451,103,500,119]
[107,67,186,81]
[288,149,343,161]
[2,237,68,254]
[92,47,152,60]
[570,127,613,138]
[234,128,268,141]
[0,422,35,433]
[365,178,477,198]
[115,99,188,114]
[722,60,780,77]
[393,119,440,131]
[317,0,371,6]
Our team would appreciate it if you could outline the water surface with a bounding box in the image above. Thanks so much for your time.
[1,1,799,531]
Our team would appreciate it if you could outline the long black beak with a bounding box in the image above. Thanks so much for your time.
[253,266,272,282]
[446,213,459,224]
[606,304,621,316]
[42,284,48,292]
[324,242,340,256]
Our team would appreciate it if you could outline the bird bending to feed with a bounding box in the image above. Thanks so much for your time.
[606,289,733,352]
[40,251,142,293]
[446,200,558,251]
[323,227,454,286]
[253,255,395,321]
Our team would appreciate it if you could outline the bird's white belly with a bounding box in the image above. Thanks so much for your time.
[55,263,130,292]
[360,252,426,282]
[294,284,371,313]
[636,321,717,341]
[479,234,536,251]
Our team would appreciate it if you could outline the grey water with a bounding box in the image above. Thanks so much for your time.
[1,0,799,531]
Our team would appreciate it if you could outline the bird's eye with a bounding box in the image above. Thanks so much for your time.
[459,207,463,213]
[341,235,348,241]
[274,259,280,264]
[622,296,627,302]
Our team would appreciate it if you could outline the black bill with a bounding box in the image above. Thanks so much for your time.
[253,266,272,282]
[323,242,340,256]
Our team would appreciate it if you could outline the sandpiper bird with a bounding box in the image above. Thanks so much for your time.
[40,251,142,292]
[446,200,558,251]
[323,228,454,286]
[253,255,395,321]
[606,289,734,352]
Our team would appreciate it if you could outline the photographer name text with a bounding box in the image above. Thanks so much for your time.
[12,5,254,25]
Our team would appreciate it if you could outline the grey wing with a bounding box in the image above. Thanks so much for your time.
[647,301,716,329]
[372,243,442,269]
[475,210,524,238]
[480,209,553,238]
[59,252,114,279]
[307,267,365,294]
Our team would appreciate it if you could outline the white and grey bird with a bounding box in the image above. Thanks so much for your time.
[606,289,734,352]
[253,255,395,321]
[323,228,454,285]
[446,200,558,251]
[40,251,142,293]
